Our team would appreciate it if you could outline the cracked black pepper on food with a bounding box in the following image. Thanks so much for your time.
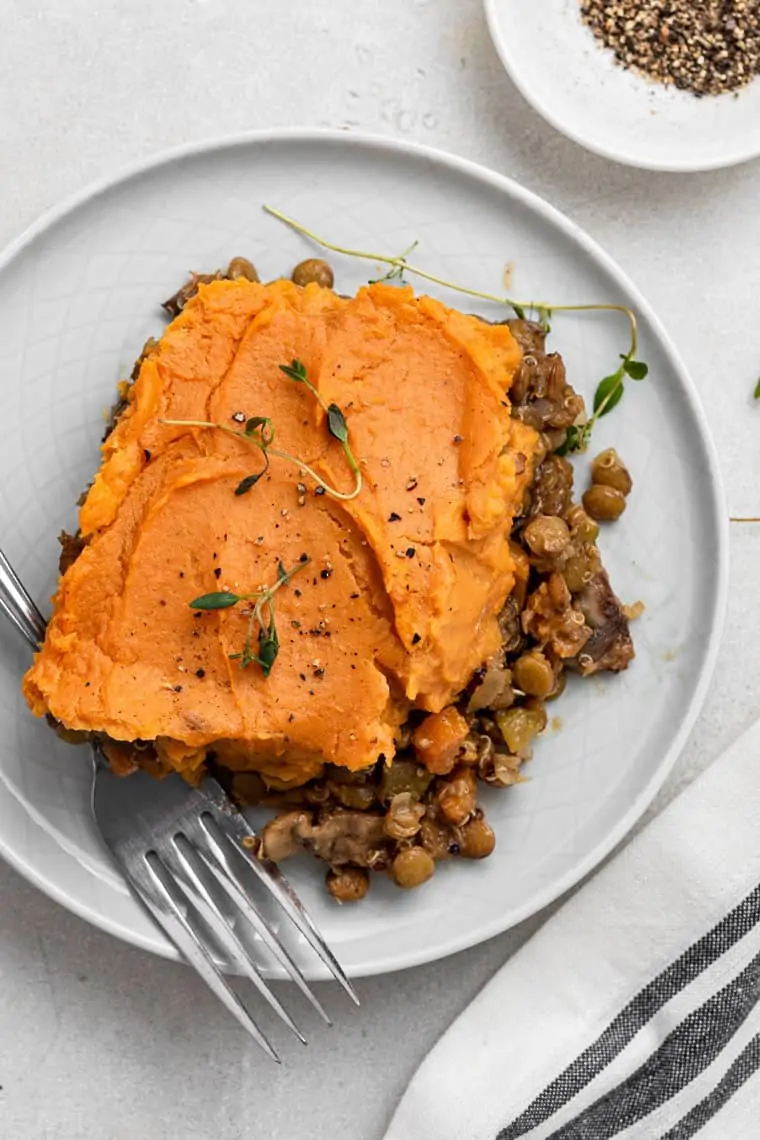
[580,0,760,97]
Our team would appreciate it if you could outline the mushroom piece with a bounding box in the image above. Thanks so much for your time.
[572,570,634,674]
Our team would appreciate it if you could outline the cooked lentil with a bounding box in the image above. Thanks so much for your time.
[512,649,555,698]
[459,816,496,859]
[326,866,370,902]
[391,846,435,889]
[579,0,760,98]
[292,258,334,288]
[583,482,627,521]
[590,448,633,496]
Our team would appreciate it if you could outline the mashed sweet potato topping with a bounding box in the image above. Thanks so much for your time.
[22,278,537,786]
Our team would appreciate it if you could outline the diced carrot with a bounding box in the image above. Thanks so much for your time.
[413,706,469,775]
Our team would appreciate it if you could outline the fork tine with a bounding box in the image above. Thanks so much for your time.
[0,592,42,651]
[136,851,281,1062]
[0,549,47,648]
[170,834,307,1045]
[208,806,359,1005]
[198,813,332,1025]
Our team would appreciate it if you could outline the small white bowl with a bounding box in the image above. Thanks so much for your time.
[485,0,760,172]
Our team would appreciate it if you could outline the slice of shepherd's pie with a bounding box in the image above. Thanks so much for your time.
[23,270,632,901]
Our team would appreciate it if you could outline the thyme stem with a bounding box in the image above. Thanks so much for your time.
[262,204,639,352]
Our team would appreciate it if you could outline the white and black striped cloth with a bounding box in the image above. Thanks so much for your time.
[384,720,760,1140]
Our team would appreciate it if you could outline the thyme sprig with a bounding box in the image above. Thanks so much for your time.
[556,353,648,457]
[161,383,361,501]
[262,204,649,454]
[278,358,362,495]
[189,557,308,674]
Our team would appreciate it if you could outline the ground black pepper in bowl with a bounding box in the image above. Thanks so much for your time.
[580,1,760,98]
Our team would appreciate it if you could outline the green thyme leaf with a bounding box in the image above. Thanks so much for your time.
[754,378,760,399]
[593,372,625,417]
[235,445,270,496]
[245,416,274,444]
[279,359,308,383]
[326,403,348,443]
[277,560,288,581]
[234,472,265,496]
[623,358,648,381]
[256,627,280,676]
[511,303,526,320]
[189,591,240,610]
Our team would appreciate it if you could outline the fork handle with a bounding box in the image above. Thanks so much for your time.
[0,549,47,650]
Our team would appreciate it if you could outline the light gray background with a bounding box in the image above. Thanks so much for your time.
[1,2,759,1138]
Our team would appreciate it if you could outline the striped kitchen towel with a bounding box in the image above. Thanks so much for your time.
[383,718,760,1140]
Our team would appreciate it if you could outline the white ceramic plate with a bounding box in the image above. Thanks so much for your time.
[485,0,760,172]
[0,129,727,977]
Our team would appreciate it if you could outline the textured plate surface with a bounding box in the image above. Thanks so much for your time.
[485,0,760,172]
[0,130,727,976]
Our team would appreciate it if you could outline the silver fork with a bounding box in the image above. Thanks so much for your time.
[0,548,358,1061]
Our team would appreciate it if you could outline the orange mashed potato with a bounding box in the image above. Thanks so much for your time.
[22,279,537,786]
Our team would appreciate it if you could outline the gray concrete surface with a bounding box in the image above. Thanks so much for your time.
[2,2,759,1136]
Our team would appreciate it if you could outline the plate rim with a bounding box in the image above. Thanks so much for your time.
[483,0,760,174]
[0,126,730,976]
[0,773,178,959]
